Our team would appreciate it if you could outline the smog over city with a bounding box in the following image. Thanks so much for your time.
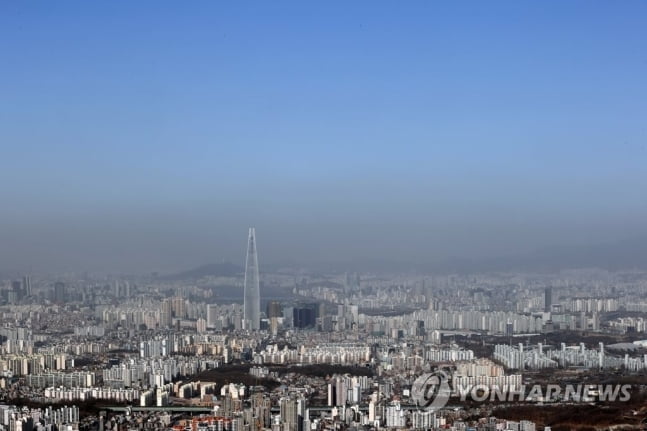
[1,2,647,431]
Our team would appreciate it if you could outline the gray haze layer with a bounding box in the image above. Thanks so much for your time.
[1,191,646,274]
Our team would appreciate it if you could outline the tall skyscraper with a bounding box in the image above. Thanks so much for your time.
[22,276,32,297]
[266,300,282,319]
[243,227,260,330]
[544,287,553,312]
[53,282,66,304]
[160,298,173,327]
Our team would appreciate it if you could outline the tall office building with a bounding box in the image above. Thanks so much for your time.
[266,301,282,318]
[53,282,66,304]
[243,228,261,330]
[544,287,553,312]
[10,280,23,303]
[293,303,318,328]
[22,276,32,297]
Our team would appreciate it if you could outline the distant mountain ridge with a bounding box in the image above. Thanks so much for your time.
[163,262,243,280]
[164,237,647,278]
[266,237,647,274]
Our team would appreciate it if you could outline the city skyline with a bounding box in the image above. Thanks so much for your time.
[1,2,646,430]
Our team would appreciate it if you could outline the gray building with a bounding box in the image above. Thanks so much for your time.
[243,227,261,330]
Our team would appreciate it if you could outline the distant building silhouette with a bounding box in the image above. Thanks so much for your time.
[53,282,66,303]
[544,287,553,312]
[344,272,360,295]
[22,276,32,297]
[266,300,282,318]
[292,303,318,328]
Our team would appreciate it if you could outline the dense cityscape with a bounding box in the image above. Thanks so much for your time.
[3,1,647,430]
[1,229,647,430]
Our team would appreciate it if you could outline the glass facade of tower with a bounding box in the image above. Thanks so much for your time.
[243,227,260,330]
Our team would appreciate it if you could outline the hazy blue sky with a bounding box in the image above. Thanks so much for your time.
[1,1,646,273]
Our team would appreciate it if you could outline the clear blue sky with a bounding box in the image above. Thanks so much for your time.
[1,1,646,272]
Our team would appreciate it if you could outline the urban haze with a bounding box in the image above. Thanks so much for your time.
[1,2,647,431]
